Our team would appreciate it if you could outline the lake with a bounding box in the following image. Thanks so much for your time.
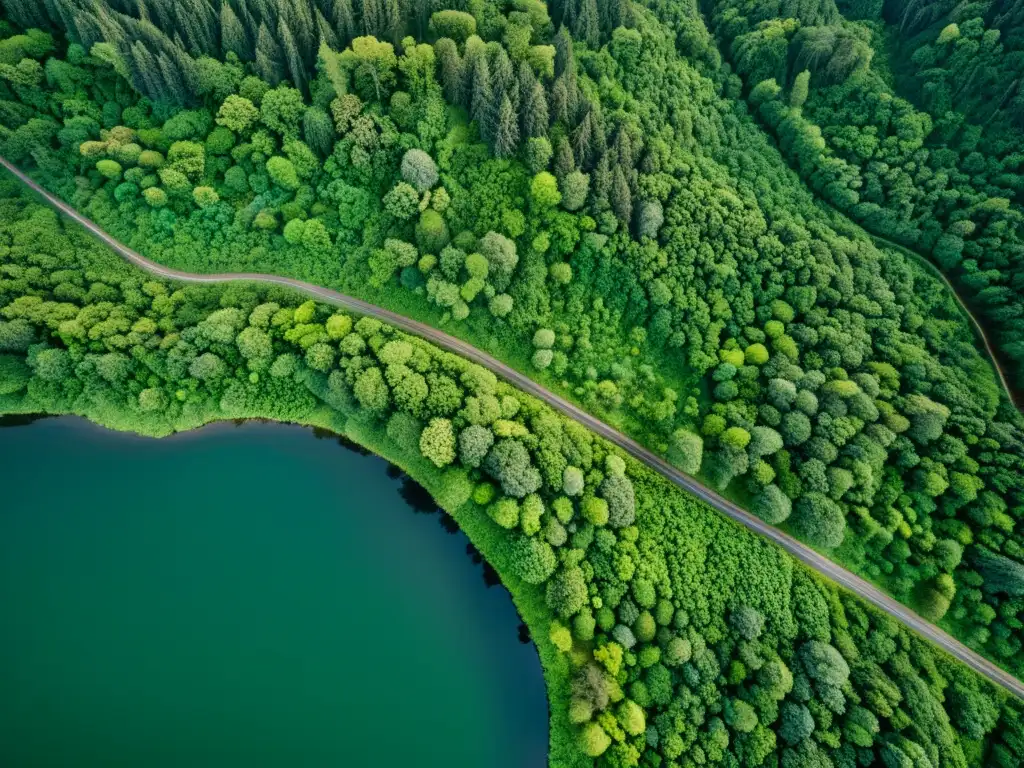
[0,417,548,767]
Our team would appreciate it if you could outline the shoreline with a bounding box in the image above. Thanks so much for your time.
[0,408,558,762]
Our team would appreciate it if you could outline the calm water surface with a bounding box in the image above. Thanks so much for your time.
[0,418,547,767]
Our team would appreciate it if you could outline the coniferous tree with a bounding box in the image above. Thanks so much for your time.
[4,0,52,29]
[610,165,632,224]
[490,46,515,105]
[177,0,217,57]
[494,94,519,158]
[489,47,516,137]
[550,78,570,124]
[589,106,607,156]
[68,6,105,50]
[554,26,573,77]
[128,39,162,101]
[471,53,492,140]
[523,81,549,137]
[157,51,188,103]
[278,17,306,93]
[286,1,317,58]
[383,0,402,42]
[434,38,463,105]
[314,8,340,50]
[169,36,202,98]
[614,128,633,170]
[554,136,575,180]
[255,21,284,85]
[236,0,262,44]
[574,0,599,49]
[572,109,593,169]
[328,0,357,47]
[592,151,611,208]
[561,0,579,35]
[362,0,386,40]
[517,62,535,104]
[221,2,251,60]
[411,0,432,38]
[617,0,634,29]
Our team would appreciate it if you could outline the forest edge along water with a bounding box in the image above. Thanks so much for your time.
[4,157,1023,701]
[0,416,548,768]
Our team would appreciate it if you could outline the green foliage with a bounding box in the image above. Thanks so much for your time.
[3,5,1024,763]
[429,11,477,42]
[400,149,438,193]
[420,417,456,467]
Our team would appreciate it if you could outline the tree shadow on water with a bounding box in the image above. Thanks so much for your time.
[311,426,370,455]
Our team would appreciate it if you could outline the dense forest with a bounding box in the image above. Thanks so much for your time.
[5,0,1024,677]
[3,185,1024,767]
[701,0,1024,388]
[2,0,1024,763]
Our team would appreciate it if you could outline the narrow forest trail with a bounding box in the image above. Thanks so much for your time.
[3,156,1023,701]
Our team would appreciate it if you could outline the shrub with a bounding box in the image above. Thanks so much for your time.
[420,418,456,467]
[531,349,553,369]
[730,605,765,640]
[665,637,692,666]
[216,94,258,133]
[725,699,758,733]
[560,170,590,211]
[506,534,556,584]
[751,484,792,524]
[531,171,562,208]
[400,148,439,192]
[547,566,589,617]
[582,496,609,526]
[489,497,520,529]
[95,159,122,180]
[416,209,449,253]
[384,181,421,220]
[667,429,703,474]
[142,187,167,208]
[266,156,299,190]
[791,493,846,549]
[484,438,542,498]
[779,702,814,745]
[429,10,477,41]
[192,186,219,208]
[458,424,494,467]
[579,723,611,757]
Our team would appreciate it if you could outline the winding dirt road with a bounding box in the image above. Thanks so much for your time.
[4,156,1022,700]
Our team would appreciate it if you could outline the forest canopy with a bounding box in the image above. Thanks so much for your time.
[2,0,1024,764]
[3,185,1024,768]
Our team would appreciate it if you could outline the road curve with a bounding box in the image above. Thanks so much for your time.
[4,156,1023,700]
[859,226,1019,409]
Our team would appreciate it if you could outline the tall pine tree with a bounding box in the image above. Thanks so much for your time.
[610,165,632,224]
[574,0,599,48]
[255,21,284,85]
[328,0,357,47]
[362,0,386,40]
[470,53,492,141]
[278,17,306,93]
[221,1,251,60]
[314,8,340,50]
[494,94,519,158]
[523,81,549,138]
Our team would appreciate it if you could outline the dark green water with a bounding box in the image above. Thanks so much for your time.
[0,418,547,767]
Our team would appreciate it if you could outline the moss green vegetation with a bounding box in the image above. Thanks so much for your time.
[3,182,1024,767]
[2,0,1024,762]
[4,1,1024,679]
[701,0,1024,388]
